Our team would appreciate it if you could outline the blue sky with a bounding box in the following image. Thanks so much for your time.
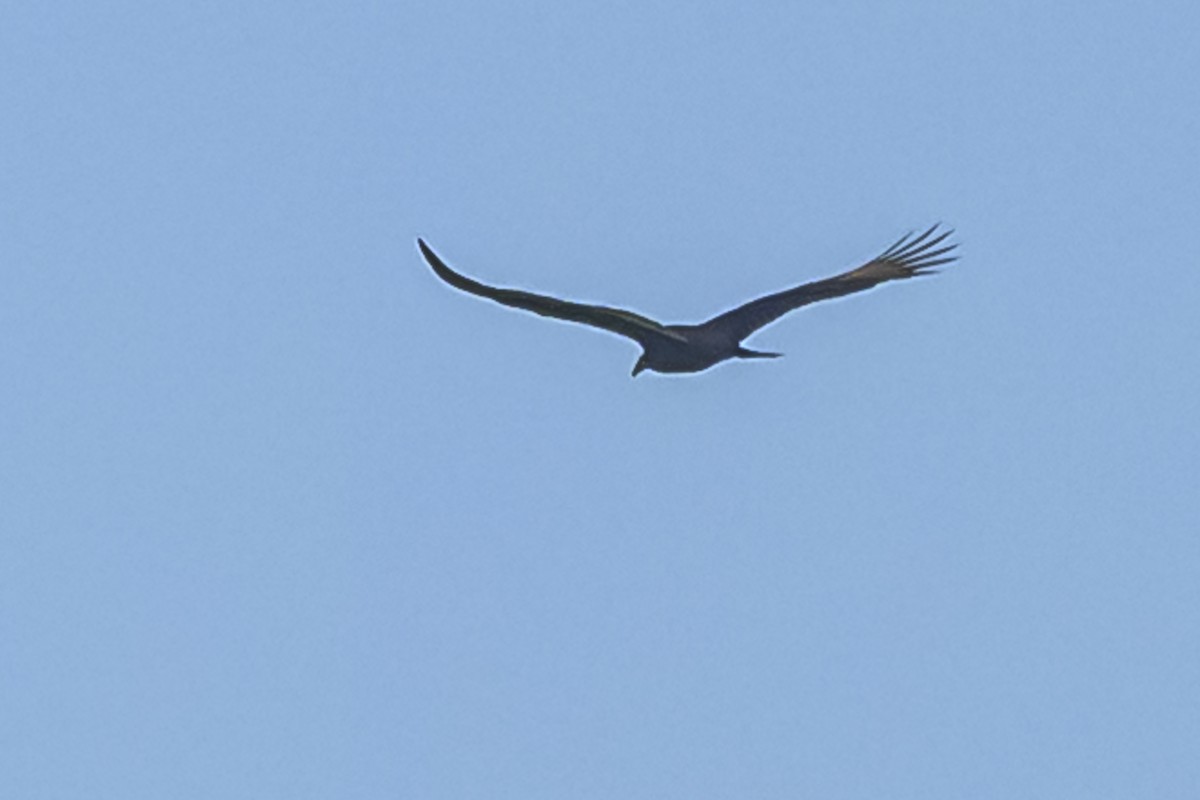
[4,1,1198,797]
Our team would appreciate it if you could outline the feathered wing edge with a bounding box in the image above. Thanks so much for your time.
[417,239,686,345]
[872,224,959,274]
[701,223,958,342]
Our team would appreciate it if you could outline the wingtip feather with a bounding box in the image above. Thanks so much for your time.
[877,223,958,272]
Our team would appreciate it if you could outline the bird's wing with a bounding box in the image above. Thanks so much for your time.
[418,239,687,345]
[700,224,957,342]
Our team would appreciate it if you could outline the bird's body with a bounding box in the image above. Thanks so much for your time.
[417,225,957,377]
[634,324,780,375]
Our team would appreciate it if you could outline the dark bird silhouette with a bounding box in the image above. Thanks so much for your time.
[417,225,957,377]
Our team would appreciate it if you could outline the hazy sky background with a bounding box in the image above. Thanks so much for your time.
[4,1,1198,797]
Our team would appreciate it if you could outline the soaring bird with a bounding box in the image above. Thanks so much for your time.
[417,225,956,377]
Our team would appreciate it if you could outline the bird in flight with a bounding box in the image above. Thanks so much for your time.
[417,225,956,377]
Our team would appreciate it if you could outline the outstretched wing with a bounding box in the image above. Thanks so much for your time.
[418,239,687,345]
[700,224,957,342]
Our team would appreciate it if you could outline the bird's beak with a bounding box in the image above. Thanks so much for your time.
[631,360,646,377]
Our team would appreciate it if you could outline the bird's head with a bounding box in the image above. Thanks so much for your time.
[631,355,648,377]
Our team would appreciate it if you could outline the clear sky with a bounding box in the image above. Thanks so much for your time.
[4,1,1198,797]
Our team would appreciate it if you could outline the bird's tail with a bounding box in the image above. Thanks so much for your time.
[736,347,782,359]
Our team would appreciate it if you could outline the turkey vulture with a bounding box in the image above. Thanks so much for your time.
[417,225,956,376]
